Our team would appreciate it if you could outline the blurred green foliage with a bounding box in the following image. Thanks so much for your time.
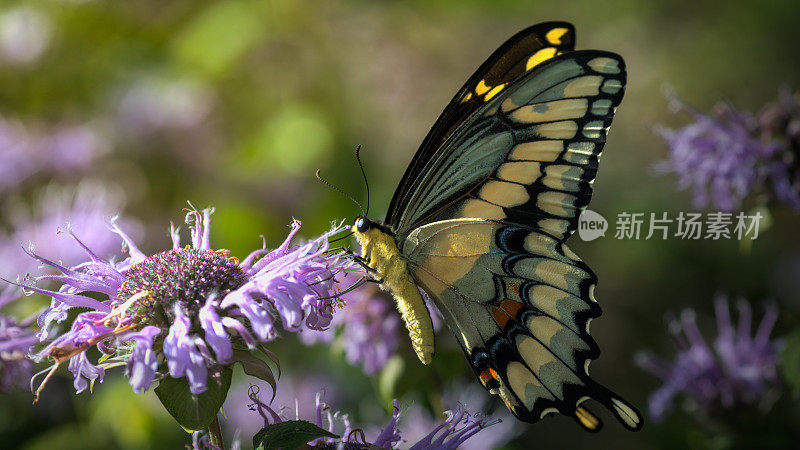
[2,0,800,449]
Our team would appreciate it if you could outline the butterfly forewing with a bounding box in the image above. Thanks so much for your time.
[392,51,626,243]
[386,22,575,228]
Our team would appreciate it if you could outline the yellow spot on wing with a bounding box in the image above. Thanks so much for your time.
[546,27,570,45]
[476,79,491,95]
[484,82,507,101]
[509,99,588,123]
[507,361,554,409]
[535,121,578,139]
[462,198,506,220]
[501,97,520,112]
[497,161,541,184]
[588,56,621,74]
[575,406,601,431]
[542,165,583,191]
[564,75,602,97]
[537,191,574,216]
[511,141,563,162]
[538,218,569,240]
[526,315,561,346]
[480,181,529,207]
[526,47,557,71]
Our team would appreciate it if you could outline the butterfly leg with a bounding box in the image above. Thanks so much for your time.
[353,254,383,281]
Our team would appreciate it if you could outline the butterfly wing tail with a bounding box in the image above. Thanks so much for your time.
[586,383,644,431]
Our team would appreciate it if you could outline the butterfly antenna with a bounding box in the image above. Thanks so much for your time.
[354,144,370,216]
[328,231,355,244]
[315,169,366,216]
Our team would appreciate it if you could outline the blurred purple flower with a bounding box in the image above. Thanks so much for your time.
[0,286,38,392]
[0,6,51,65]
[758,87,800,209]
[0,116,108,192]
[656,89,800,211]
[244,386,497,449]
[635,295,781,423]
[115,77,213,135]
[300,283,446,375]
[0,182,139,277]
[323,283,400,374]
[337,289,399,375]
[2,206,354,399]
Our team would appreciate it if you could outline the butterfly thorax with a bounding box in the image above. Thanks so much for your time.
[352,217,435,364]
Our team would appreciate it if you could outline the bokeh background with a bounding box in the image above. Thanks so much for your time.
[1,0,799,449]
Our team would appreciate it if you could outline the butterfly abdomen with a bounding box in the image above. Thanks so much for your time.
[353,226,435,364]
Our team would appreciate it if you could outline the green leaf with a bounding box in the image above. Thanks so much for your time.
[171,0,267,77]
[155,366,233,431]
[258,345,282,379]
[378,355,404,404]
[780,327,800,397]
[233,349,277,401]
[253,420,338,450]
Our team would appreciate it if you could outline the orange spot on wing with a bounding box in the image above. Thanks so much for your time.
[500,299,524,318]
[479,367,500,386]
[492,299,525,331]
[491,307,512,330]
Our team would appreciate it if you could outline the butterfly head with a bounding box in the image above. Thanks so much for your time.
[353,215,372,233]
[351,216,395,256]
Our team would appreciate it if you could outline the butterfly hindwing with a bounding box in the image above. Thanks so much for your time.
[403,219,641,430]
[391,51,625,244]
[386,22,576,228]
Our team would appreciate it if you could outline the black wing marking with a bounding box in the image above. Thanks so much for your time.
[386,22,576,227]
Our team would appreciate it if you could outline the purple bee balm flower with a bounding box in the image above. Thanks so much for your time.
[244,387,498,450]
[300,283,444,375]
[0,182,139,278]
[655,94,781,212]
[0,286,39,392]
[224,375,339,439]
[324,283,400,374]
[657,89,800,211]
[758,87,800,209]
[115,77,213,135]
[396,382,519,450]
[0,116,107,192]
[406,403,499,450]
[2,206,354,399]
[635,295,781,423]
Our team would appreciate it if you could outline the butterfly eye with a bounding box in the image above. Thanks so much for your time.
[356,218,369,232]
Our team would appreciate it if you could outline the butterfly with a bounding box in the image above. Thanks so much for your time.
[350,21,642,432]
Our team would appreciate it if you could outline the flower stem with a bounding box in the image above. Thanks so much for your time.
[208,414,225,450]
